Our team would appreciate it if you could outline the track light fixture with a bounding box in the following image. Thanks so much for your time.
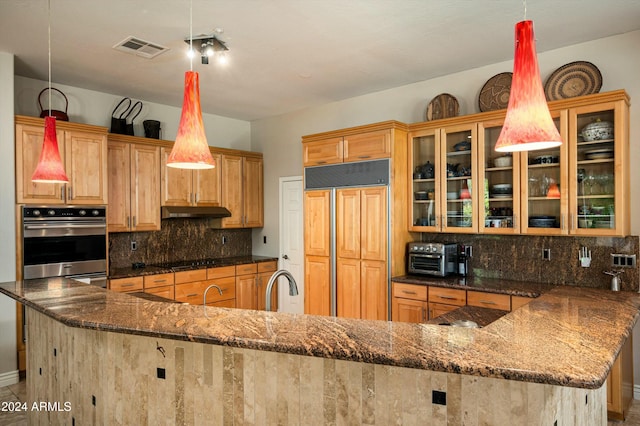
[184,35,229,65]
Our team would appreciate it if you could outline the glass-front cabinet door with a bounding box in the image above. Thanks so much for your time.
[568,101,628,236]
[409,128,440,231]
[478,119,520,234]
[441,123,478,233]
[520,111,569,235]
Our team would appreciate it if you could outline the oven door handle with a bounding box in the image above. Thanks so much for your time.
[24,224,106,230]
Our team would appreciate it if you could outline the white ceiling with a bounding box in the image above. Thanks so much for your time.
[2,0,640,121]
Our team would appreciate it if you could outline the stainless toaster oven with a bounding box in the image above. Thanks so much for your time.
[407,242,458,276]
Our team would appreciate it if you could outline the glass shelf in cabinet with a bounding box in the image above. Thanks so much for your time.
[447,150,471,157]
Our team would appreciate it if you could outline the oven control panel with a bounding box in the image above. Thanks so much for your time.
[23,206,106,219]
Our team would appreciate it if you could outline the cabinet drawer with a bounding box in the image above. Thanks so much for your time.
[174,281,207,304]
[204,276,236,303]
[467,291,511,311]
[175,268,207,284]
[393,283,427,301]
[257,261,277,274]
[207,265,236,280]
[143,273,175,289]
[109,277,143,292]
[236,263,258,275]
[144,285,175,301]
[303,138,344,166]
[343,130,391,162]
[428,287,466,306]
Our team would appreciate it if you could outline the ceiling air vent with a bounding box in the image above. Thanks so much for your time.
[113,36,169,59]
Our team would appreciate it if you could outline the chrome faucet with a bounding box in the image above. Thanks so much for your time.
[203,284,223,306]
[265,270,298,312]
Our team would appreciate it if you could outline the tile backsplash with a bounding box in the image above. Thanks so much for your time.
[417,234,640,292]
[109,218,252,269]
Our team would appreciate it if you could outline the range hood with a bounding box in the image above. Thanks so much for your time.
[161,206,232,219]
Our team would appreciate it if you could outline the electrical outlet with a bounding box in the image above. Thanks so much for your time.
[131,241,137,251]
[542,248,551,261]
[611,254,636,268]
[157,368,166,379]
[432,390,446,406]
[222,236,227,245]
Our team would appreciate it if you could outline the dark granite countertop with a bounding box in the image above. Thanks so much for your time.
[392,274,556,297]
[425,305,509,327]
[109,255,278,279]
[1,278,639,389]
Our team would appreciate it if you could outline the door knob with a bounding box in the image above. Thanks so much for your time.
[282,254,289,260]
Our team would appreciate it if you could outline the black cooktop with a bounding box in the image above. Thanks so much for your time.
[134,259,220,270]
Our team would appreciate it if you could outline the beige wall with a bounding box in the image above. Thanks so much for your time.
[14,76,251,151]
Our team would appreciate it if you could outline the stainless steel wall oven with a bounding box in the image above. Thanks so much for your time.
[22,206,107,287]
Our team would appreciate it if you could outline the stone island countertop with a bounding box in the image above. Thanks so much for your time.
[1,277,639,389]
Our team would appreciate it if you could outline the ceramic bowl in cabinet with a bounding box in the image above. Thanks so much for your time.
[447,191,458,200]
[581,120,613,141]
[493,156,512,168]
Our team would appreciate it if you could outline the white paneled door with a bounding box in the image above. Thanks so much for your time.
[278,177,304,313]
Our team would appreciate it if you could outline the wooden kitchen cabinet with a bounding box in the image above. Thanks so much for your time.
[160,147,222,207]
[302,129,390,167]
[304,255,332,316]
[256,261,278,311]
[408,122,479,233]
[235,263,258,310]
[336,186,388,320]
[466,290,511,311]
[107,139,160,232]
[109,276,144,292]
[144,285,175,300]
[391,282,427,323]
[220,154,263,228]
[607,335,633,420]
[174,269,213,305]
[302,121,411,319]
[143,272,174,289]
[206,265,237,307]
[408,90,630,236]
[428,287,465,320]
[16,116,108,205]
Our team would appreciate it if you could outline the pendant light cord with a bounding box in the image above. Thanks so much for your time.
[189,0,193,72]
[523,0,527,20]
[48,0,52,116]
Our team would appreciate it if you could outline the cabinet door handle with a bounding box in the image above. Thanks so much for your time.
[133,216,137,227]
[68,187,73,200]
[570,213,575,230]
[154,279,167,283]
[438,295,456,300]
[316,161,327,165]
[357,155,371,159]
[60,187,64,201]
[186,293,198,298]
[561,214,566,230]
[402,290,417,295]
[127,216,130,228]
[421,307,426,322]
[121,283,135,288]
[478,300,496,305]
[196,193,200,203]
[513,214,517,228]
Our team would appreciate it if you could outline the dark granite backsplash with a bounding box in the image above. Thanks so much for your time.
[109,218,252,269]
[416,234,639,292]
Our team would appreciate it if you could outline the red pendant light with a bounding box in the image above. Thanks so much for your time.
[167,70,215,169]
[31,116,69,183]
[166,0,215,170]
[495,20,562,152]
[32,0,69,183]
